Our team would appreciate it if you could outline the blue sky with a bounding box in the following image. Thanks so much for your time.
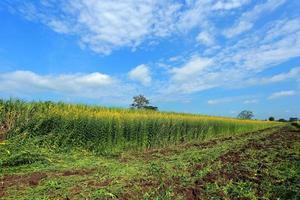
[0,0,300,119]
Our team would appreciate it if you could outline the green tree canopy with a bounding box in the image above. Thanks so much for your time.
[237,110,254,120]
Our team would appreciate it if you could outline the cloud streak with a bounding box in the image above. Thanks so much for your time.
[268,90,296,99]
[224,0,286,38]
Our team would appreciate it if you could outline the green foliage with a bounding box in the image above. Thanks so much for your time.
[224,181,257,200]
[1,151,48,167]
[237,110,254,119]
[131,94,150,109]
[0,99,278,154]
[93,189,117,199]
[131,95,158,110]
[269,116,275,121]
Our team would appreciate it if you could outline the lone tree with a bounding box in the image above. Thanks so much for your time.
[237,110,254,120]
[131,95,158,111]
[269,116,275,121]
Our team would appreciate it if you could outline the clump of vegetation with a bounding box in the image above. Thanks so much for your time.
[1,151,49,167]
[0,99,278,154]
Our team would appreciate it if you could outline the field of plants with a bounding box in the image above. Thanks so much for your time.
[1,99,299,199]
[0,99,276,154]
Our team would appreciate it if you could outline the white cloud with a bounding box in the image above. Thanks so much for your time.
[0,71,133,102]
[243,99,258,104]
[170,56,213,82]
[196,31,215,46]
[177,0,248,31]
[8,0,252,55]
[13,0,182,55]
[207,96,258,105]
[268,90,296,99]
[223,19,300,72]
[47,19,70,33]
[224,0,286,38]
[168,56,181,62]
[245,67,300,86]
[128,64,152,86]
[212,0,250,10]
[207,97,235,105]
[159,15,300,96]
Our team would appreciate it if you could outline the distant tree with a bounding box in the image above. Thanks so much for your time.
[278,118,287,122]
[130,95,158,111]
[237,110,254,120]
[289,117,298,122]
[268,116,275,121]
[131,95,149,109]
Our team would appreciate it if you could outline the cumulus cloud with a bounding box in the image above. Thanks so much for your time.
[268,90,296,99]
[0,71,133,102]
[128,64,152,86]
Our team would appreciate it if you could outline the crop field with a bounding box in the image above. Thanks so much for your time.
[1,99,299,199]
